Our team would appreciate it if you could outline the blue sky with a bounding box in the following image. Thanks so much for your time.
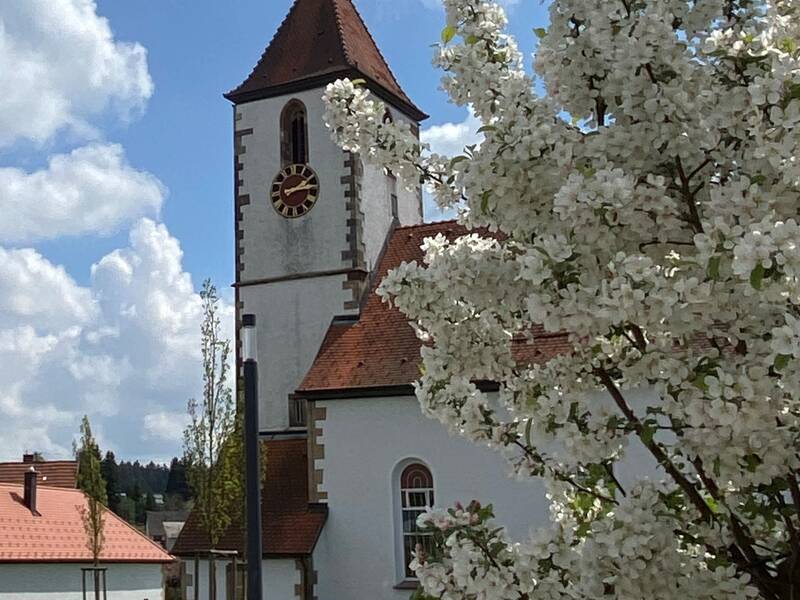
[0,0,549,462]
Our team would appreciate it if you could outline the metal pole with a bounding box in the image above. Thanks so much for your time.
[242,314,263,600]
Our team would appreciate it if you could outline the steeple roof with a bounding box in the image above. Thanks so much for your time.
[225,0,427,121]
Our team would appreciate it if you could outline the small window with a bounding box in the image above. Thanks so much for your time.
[288,395,307,428]
[281,100,309,166]
[399,463,434,578]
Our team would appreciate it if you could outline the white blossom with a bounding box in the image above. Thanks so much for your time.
[324,0,800,598]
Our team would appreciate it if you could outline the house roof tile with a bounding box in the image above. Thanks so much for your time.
[0,483,173,563]
[299,221,574,395]
[171,439,326,557]
[225,0,426,120]
[0,460,77,489]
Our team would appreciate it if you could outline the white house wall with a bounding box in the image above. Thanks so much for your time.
[184,558,298,600]
[312,390,659,599]
[0,563,164,600]
[312,395,551,600]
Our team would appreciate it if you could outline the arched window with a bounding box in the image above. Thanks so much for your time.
[281,100,309,165]
[399,463,434,579]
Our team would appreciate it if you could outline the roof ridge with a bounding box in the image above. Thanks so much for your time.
[100,502,174,561]
[0,482,79,492]
[0,459,76,465]
[330,0,352,65]
[394,219,460,231]
[333,0,406,93]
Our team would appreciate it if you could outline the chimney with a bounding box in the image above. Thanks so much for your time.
[23,467,38,515]
[22,453,35,464]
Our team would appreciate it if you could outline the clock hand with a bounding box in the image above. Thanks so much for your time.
[283,180,313,196]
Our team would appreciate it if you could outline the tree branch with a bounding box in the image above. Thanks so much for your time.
[595,368,715,522]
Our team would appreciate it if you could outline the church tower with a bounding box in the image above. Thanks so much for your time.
[227,0,426,433]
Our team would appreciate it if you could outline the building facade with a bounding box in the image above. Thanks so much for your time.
[0,476,173,600]
[173,1,575,598]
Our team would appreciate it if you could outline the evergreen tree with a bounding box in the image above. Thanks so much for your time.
[100,451,120,513]
[165,457,191,500]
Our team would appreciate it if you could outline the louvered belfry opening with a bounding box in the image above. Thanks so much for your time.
[281,100,309,166]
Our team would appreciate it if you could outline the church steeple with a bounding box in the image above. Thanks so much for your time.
[225,0,427,121]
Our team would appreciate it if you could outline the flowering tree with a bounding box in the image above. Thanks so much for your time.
[323,1,800,598]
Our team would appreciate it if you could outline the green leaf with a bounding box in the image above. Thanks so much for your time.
[350,78,366,86]
[534,27,547,39]
[774,354,791,371]
[466,35,480,45]
[707,256,721,280]
[692,374,709,391]
[640,423,657,446]
[450,155,468,166]
[441,25,457,44]
[477,125,497,134]
[743,454,761,472]
[481,191,490,214]
[750,263,765,290]
[780,37,797,55]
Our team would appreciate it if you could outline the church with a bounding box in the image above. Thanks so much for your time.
[172,0,552,597]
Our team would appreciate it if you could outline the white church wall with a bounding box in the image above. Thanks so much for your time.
[312,395,550,599]
[0,563,164,600]
[239,274,351,431]
[236,89,351,282]
[184,557,299,600]
[313,389,659,600]
[390,108,426,227]
[359,104,424,274]
[361,162,400,274]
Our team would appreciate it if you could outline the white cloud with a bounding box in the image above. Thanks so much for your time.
[0,144,165,243]
[143,411,190,442]
[0,219,233,462]
[420,110,483,221]
[0,0,153,148]
[0,247,97,328]
[421,109,483,158]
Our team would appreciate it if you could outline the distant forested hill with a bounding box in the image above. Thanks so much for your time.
[117,460,170,495]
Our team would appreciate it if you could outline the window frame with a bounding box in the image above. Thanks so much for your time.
[393,460,435,583]
[280,99,309,166]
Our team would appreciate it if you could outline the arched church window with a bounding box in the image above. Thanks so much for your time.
[281,100,309,165]
[399,463,434,579]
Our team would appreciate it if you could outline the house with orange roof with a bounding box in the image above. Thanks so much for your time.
[0,467,173,599]
[0,453,78,489]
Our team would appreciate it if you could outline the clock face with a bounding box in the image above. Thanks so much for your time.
[270,164,319,219]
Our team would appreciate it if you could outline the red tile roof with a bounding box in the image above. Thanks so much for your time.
[225,0,427,120]
[0,483,173,563]
[299,221,573,395]
[171,439,326,557]
[0,460,77,489]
